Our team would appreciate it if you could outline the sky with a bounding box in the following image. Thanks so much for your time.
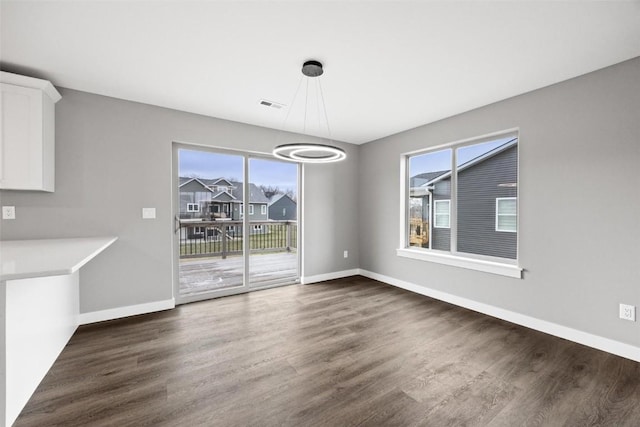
[179,149,298,193]
[409,136,516,177]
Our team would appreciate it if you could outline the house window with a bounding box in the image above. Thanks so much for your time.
[496,197,517,232]
[282,208,286,217]
[434,200,450,228]
[261,205,267,215]
[249,205,254,215]
[253,224,263,231]
[186,203,199,212]
[240,205,243,214]
[400,132,520,277]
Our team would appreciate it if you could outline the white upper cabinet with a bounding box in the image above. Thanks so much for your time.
[0,72,61,192]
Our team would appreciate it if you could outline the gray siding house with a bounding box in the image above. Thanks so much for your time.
[268,194,297,220]
[411,139,518,259]
[179,177,269,222]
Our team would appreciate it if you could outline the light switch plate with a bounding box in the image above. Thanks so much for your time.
[2,206,16,220]
[142,208,156,219]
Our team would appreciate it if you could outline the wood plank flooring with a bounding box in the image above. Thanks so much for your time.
[15,276,640,426]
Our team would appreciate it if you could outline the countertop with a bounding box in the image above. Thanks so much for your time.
[0,237,117,281]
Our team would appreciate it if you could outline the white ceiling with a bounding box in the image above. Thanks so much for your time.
[1,1,639,145]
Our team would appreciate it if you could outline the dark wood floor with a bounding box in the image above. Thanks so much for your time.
[15,276,640,426]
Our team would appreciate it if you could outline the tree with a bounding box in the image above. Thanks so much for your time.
[259,185,281,199]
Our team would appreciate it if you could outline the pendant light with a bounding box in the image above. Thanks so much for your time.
[273,60,346,163]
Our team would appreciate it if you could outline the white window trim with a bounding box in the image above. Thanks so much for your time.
[496,197,517,233]
[433,200,451,229]
[261,205,267,215]
[397,248,522,278]
[186,203,199,212]
[249,205,254,215]
[399,128,521,277]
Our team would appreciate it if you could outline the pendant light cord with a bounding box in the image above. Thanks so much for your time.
[303,78,309,134]
[280,74,304,135]
[317,78,333,141]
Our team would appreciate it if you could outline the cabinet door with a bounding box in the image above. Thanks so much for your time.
[0,83,45,190]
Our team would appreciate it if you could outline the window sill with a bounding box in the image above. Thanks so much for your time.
[396,248,522,278]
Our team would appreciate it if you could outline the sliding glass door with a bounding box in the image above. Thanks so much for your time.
[173,144,299,304]
[248,158,299,288]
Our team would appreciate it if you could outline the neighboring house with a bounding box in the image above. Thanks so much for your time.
[410,139,518,259]
[268,193,297,220]
[179,177,269,223]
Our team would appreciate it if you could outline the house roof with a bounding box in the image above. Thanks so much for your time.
[211,178,233,186]
[179,177,268,204]
[410,171,448,188]
[416,138,517,187]
[238,182,270,204]
[211,190,236,202]
[268,193,296,206]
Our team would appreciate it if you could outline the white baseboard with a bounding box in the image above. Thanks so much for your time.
[301,269,361,285]
[359,269,640,363]
[79,299,175,325]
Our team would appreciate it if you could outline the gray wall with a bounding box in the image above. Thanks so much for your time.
[0,88,360,313]
[359,57,640,348]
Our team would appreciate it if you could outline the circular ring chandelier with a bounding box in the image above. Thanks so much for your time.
[273,60,347,164]
[273,143,347,163]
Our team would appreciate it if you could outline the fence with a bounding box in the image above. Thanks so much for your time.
[179,220,297,258]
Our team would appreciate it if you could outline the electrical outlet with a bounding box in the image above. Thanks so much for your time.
[2,206,16,220]
[619,304,636,321]
[343,250,348,258]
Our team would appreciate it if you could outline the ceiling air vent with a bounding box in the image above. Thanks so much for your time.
[259,99,285,109]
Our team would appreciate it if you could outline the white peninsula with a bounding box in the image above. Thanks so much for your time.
[0,237,117,427]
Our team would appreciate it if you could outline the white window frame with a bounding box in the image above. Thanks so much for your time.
[496,197,517,233]
[249,205,254,215]
[186,203,200,213]
[433,200,451,229]
[261,205,267,215]
[398,128,521,279]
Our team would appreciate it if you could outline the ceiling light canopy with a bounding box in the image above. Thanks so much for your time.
[273,60,346,164]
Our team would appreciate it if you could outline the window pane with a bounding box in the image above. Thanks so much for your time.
[456,137,518,259]
[497,215,517,232]
[408,149,451,250]
[497,198,517,215]
[434,200,450,228]
[248,158,299,288]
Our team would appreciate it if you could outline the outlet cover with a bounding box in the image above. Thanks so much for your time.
[2,206,16,220]
[142,208,156,219]
[619,304,636,321]
[344,250,349,258]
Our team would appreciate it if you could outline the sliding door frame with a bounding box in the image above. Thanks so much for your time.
[172,141,301,305]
